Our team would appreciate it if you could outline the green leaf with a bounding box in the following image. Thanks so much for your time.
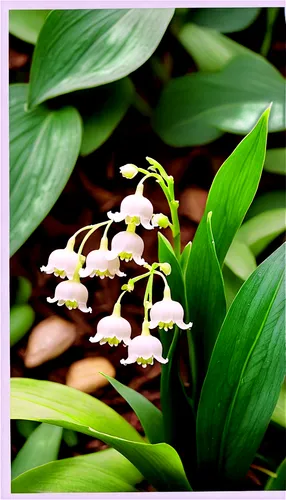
[264,148,286,175]
[14,277,32,305]
[27,9,174,108]
[180,241,192,276]
[11,378,191,492]
[190,107,270,266]
[103,374,164,444]
[62,429,78,447]
[197,243,286,485]
[11,448,143,493]
[178,23,253,72]
[191,8,260,33]
[10,305,35,347]
[16,420,39,439]
[9,10,50,44]
[158,233,186,311]
[246,191,286,220]
[225,239,257,281]
[222,266,244,309]
[10,84,82,256]
[12,423,62,480]
[152,56,285,147]
[271,379,286,428]
[236,208,286,256]
[78,78,134,156]
[186,212,226,380]
[265,458,286,491]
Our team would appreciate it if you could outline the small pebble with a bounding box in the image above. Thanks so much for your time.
[66,357,116,393]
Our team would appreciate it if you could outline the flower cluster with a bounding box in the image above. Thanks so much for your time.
[41,159,192,368]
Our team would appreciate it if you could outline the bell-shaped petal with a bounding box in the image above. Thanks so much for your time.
[120,334,168,368]
[149,298,193,331]
[79,249,125,279]
[89,315,132,347]
[47,280,92,313]
[107,193,154,230]
[111,231,145,265]
[40,248,79,279]
[120,164,138,179]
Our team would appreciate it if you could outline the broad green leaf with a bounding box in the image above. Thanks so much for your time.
[191,8,260,33]
[12,423,62,479]
[9,10,50,44]
[187,108,270,266]
[11,378,191,491]
[264,148,286,175]
[78,78,134,156]
[225,240,257,281]
[246,191,286,220]
[152,56,284,147]
[197,243,286,485]
[103,374,164,444]
[10,84,82,256]
[236,209,286,256]
[27,9,174,108]
[178,23,253,72]
[222,266,244,309]
[265,458,286,490]
[271,379,286,428]
[14,277,32,305]
[11,448,143,493]
[186,213,226,380]
[10,305,35,347]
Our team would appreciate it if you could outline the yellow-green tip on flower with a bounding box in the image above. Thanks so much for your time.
[120,164,138,179]
[89,314,132,347]
[149,298,193,331]
[159,262,172,276]
[120,332,168,368]
[152,213,170,229]
[47,281,92,313]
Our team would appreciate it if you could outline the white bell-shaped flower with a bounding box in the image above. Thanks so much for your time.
[40,248,79,279]
[121,332,168,368]
[107,190,154,230]
[89,314,132,347]
[47,280,92,313]
[149,298,193,331]
[120,164,138,179]
[111,231,145,265]
[79,249,126,280]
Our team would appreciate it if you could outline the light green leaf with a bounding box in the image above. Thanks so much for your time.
[10,305,35,347]
[103,374,164,444]
[197,243,286,485]
[27,9,174,108]
[78,78,134,156]
[178,23,253,72]
[271,379,286,428]
[225,239,257,281]
[11,378,191,492]
[246,191,286,220]
[265,458,286,491]
[222,266,244,309]
[186,212,226,382]
[10,84,82,256]
[9,10,50,44]
[236,208,286,256]
[180,241,192,276]
[11,448,143,493]
[191,8,260,33]
[12,423,62,480]
[264,148,286,175]
[152,56,285,146]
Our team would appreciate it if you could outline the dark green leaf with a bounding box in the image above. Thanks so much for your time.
[14,277,32,305]
[16,420,39,439]
[152,56,284,146]
[158,232,186,311]
[265,458,286,491]
[28,9,174,108]
[11,378,191,491]
[12,448,143,493]
[191,8,260,33]
[10,305,35,347]
[62,429,78,447]
[103,374,164,444]
[197,243,286,485]
[9,10,50,44]
[264,148,286,175]
[78,78,134,156]
[12,423,62,479]
[10,84,82,256]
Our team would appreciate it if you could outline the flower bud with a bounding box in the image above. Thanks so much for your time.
[119,164,138,179]
[159,262,172,276]
[152,213,170,229]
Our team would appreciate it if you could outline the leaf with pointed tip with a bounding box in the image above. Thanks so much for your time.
[9,10,50,44]
[191,7,260,33]
[265,458,286,491]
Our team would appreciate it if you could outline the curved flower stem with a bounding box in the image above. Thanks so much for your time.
[67,225,96,250]
[143,273,154,321]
